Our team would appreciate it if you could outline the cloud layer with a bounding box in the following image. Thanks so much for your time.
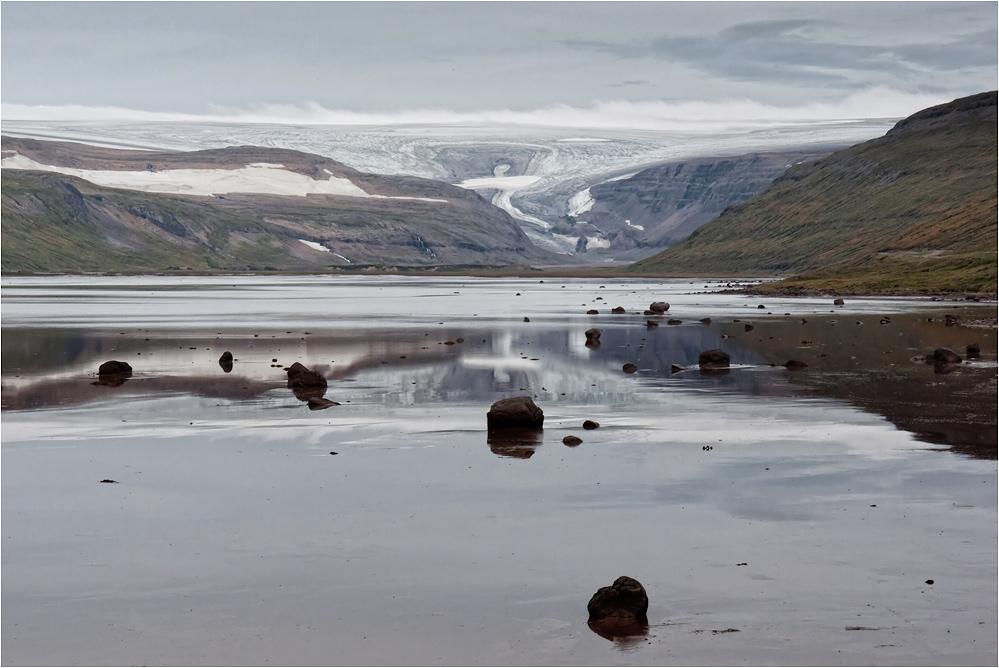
[1,88,952,131]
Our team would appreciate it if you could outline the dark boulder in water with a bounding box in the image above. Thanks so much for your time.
[649,301,670,313]
[218,351,234,373]
[966,343,981,359]
[925,348,962,365]
[582,420,600,430]
[285,362,310,379]
[698,349,730,368]
[587,576,649,623]
[562,435,583,446]
[834,298,845,306]
[98,360,132,377]
[611,306,626,314]
[487,396,544,430]
[622,363,638,374]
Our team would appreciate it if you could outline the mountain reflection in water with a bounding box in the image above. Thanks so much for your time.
[2,280,996,459]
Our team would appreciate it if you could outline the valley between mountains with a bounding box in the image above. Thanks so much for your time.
[2,92,996,295]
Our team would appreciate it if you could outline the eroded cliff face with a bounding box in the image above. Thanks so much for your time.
[559,150,829,261]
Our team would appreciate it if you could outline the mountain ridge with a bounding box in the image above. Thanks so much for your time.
[628,91,998,294]
[1,138,565,272]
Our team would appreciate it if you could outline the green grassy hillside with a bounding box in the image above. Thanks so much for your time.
[1,141,560,273]
[628,92,998,294]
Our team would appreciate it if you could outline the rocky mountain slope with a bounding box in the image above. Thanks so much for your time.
[628,92,998,294]
[554,150,829,260]
[1,138,563,272]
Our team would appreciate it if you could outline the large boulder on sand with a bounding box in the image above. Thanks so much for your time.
[587,576,649,623]
[98,360,132,377]
[698,349,730,368]
[487,396,544,430]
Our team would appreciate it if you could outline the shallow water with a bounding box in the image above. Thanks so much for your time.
[2,276,997,666]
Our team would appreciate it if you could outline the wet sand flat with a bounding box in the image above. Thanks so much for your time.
[2,275,997,666]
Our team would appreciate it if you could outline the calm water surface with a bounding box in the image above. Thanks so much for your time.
[2,275,996,666]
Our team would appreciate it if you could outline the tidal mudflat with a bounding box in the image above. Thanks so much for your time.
[2,275,996,666]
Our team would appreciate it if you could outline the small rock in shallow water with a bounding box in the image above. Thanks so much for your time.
[925,348,962,365]
[671,364,686,373]
[487,396,544,430]
[582,420,600,430]
[98,360,132,376]
[622,363,638,374]
[699,349,730,368]
[562,435,583,446]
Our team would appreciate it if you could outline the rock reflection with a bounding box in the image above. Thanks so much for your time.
[2,375,281,411]
[586,619,650,645]
[486,428,542,459]
[91,375,130,388]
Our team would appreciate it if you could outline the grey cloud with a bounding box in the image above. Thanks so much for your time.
[606,80,650,88]
[562,17,997,92]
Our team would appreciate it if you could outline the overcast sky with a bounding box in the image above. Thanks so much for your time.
[2,1,996,127]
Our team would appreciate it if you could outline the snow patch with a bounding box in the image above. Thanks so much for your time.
[299,239,331,253]
[1,153,447,202]
[624,219,645,231]
[567,188,594,217]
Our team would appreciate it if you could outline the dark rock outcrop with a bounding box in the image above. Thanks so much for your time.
[487,396,544,430]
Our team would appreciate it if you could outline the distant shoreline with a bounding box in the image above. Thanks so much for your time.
[3,268,996,303]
